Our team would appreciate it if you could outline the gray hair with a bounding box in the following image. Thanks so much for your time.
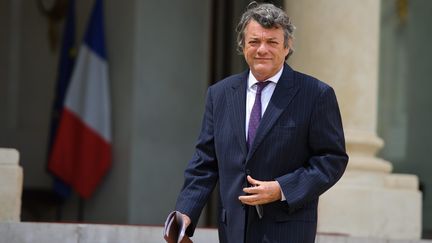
[236,2,296,59]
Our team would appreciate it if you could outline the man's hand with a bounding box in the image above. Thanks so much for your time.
[238,175,282,205]
[180,213,191,229]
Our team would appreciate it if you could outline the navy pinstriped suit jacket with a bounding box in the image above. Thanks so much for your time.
[175,64,348,243]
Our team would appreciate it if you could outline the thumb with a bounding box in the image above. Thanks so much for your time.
[182,213,191,227]
[247,175,259,186]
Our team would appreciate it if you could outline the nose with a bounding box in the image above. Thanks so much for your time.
[257,43,268,55]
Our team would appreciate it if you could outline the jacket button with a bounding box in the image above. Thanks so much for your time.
[245,169,251,175]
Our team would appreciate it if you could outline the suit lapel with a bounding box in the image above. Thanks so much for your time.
[226,71,249,157]
[246,65,299,161]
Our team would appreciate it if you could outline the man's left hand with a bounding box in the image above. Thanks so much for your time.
[238,175,282,205]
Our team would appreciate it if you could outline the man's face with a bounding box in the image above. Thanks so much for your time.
[243,20,290,81]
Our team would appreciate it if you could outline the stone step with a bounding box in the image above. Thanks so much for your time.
[0,222,430,243]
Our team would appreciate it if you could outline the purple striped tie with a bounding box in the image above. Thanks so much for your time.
[247,81,270,149]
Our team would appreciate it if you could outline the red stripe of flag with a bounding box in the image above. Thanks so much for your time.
[49,109,111,199]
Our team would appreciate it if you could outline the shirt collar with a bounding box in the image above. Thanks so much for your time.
[247,65,284,89]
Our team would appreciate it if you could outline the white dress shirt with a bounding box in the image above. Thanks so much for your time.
[245,66,283,137]
[245,65,287,201]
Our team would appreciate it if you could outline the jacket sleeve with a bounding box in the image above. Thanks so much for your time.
[174,87,219,236]
[276,85,348,212]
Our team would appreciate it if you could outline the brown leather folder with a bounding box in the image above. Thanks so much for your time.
[163,211,192,243]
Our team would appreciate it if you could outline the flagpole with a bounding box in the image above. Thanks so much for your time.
[48,0,75,208]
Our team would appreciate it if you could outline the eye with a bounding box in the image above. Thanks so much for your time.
[248,40,259,45]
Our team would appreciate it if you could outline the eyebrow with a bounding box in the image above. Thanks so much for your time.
[247,36,280,41]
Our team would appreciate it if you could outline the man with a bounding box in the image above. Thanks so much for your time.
[172,2,348,243]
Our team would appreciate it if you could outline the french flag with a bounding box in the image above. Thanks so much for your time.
[49,0,111,199]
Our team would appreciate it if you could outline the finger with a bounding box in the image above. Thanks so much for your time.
[239,194,259,201]
[240,199,258,206]
[239,195,260,205]
[247,175,259,186]
[181,213,191,227]
[243,186,259,194]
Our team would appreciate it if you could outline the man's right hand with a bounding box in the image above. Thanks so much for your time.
[180,213,191,229]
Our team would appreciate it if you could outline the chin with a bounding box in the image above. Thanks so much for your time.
[254,68,271,76]
[253,64,269,71]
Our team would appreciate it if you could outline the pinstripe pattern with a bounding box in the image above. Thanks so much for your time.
[175,64,348,243]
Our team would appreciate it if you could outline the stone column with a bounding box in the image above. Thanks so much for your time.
[285,0,422,239]
[0,148,23,221]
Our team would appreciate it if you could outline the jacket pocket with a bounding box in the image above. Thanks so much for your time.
[273,201,317,222]
[276,119,296,128]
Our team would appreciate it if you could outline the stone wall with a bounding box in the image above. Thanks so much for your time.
[0,148,22,221]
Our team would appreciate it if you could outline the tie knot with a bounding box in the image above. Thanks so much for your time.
[256,81,270,94]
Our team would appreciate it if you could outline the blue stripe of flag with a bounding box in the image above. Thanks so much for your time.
[84,0,107,60]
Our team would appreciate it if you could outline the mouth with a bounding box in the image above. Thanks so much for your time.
[255,58,272,61]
